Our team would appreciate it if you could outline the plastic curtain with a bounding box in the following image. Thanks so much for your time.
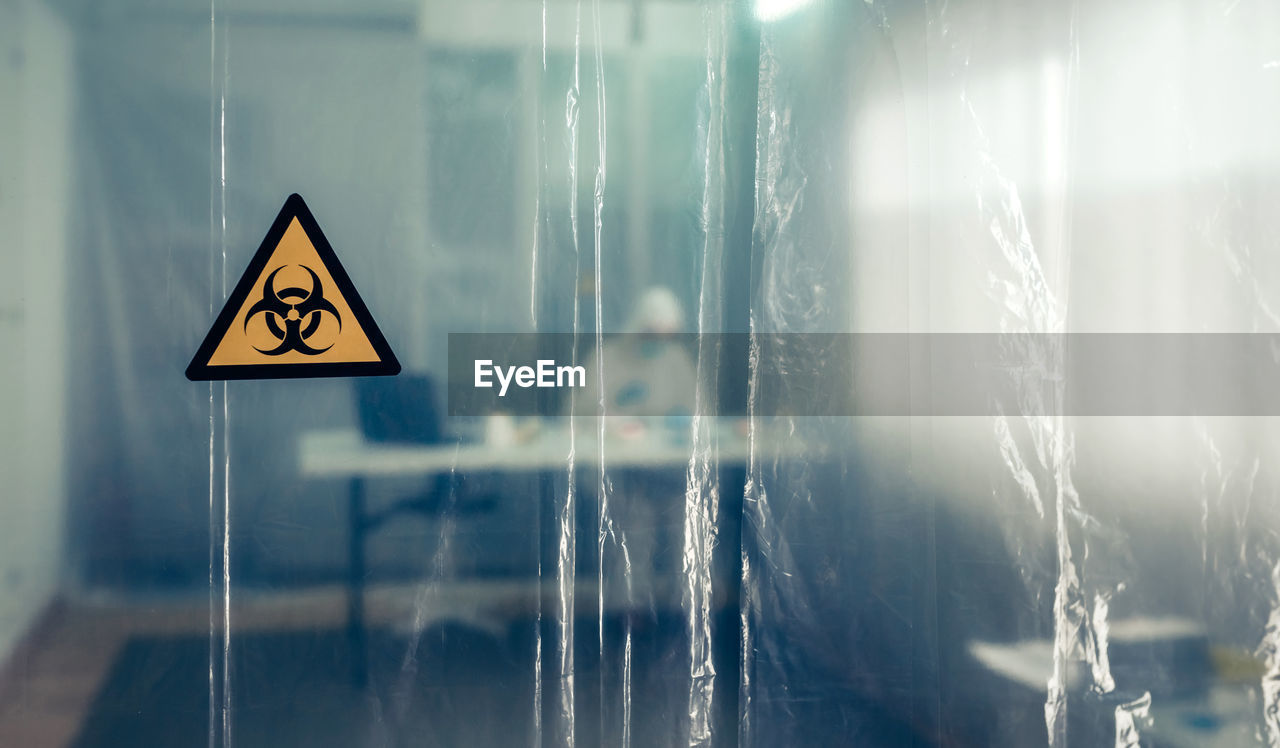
[10,0,1280,746]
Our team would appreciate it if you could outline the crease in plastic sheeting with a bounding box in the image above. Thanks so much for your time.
[549,0,589,742]
[750,34,811,335]
[738,333,765,747]
[1191,108,1280,744]
[970,124,1093,747]
[530,2,551,741]
[376,456,470,743]
[681,4,731,745]
[1191,402,1280,742]
[992,411,1046,519]
[940,5,1136,744]
[739,48,828,723]
[740,23,810,748]
[1261,560,1280,745]
[1193,411,1278,743]
[1206,163,1280,334]
[207,4,233,746]
[528,5,545,326]
[583,0,616,742]
[1114,692,1153,748]
[1191,344,1280,742]
[585,0,641,742]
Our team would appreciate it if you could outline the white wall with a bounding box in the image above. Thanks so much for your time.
[0,0,71,664]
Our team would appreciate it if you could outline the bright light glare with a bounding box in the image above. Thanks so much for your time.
[755,0,814,22]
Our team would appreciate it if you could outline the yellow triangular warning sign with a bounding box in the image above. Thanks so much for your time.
[186,194,400,380]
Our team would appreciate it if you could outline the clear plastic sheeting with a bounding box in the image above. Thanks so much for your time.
[3,0,1280,746]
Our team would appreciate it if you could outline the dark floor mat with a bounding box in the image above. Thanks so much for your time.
[71,619,932,747]
[71,625,536,748]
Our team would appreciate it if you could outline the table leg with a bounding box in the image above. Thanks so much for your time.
[348,477,368,687]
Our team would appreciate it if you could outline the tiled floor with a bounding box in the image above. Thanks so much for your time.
[0,579,655,748]
[0,584,462,748]
[0,580,936,747]
[0,605,127,748]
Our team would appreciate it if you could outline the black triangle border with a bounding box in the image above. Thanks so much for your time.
[185,193,401,381]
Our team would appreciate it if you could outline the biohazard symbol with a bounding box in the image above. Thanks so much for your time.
[245,265,341,355]
[186,194,400,381]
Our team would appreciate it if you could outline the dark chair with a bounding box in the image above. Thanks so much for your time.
[346,375,500,685]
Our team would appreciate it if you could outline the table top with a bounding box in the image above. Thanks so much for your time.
[299,422,794,479]
[968,629,1258,748]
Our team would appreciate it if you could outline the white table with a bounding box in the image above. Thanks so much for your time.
[968,626,1259,747]
[298,422,795,685]
[299,424,769,478]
